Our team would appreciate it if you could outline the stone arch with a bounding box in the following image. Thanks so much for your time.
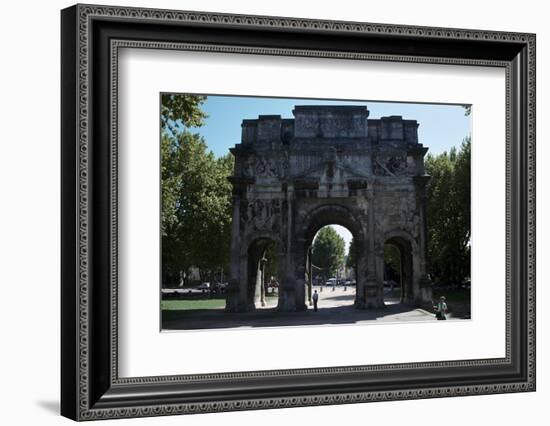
[227,104,433,313]
[295,204,368,309]
[301,204,366,244]
[241,231,282,256]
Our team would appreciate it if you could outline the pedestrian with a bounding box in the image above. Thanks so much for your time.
[433,296,448,320]
[312,289,319,312]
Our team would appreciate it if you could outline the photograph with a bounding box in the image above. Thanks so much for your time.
[160,94,472,331]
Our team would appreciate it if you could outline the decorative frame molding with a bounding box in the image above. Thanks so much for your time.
[61,3,536,421]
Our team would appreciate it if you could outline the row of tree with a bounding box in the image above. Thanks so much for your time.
[425,137,471,285]
[161,95,234,286]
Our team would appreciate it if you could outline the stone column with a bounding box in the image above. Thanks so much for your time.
[370,245,385,308]
[355,241,367,309]
[277,190,296,312]
[291,238,308,311]
[278,267,297,311]
[307,246,313,306]
[260,255,267,307]
[276,247,294,311]
[226,195,243,312]
[278,189,297,312]
[365,188,384,308]
[241,253,252,311]
[254,258,262,308]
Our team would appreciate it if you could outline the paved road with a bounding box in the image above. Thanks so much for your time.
[163,287,439,331]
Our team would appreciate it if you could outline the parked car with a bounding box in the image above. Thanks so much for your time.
[325,278,337,286]
[268,280,279,288]
[161,288,177,299]
[197,282,210,292]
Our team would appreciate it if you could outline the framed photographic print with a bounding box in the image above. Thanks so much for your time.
[61,3,536,421]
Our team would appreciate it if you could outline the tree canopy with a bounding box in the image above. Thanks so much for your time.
[160,94,208,136]
[161,95,234,285]
[425,137,471,285]
[345,238,357,270]
[312,226,345,280]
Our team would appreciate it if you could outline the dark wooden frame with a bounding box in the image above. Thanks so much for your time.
[61,3,536,421]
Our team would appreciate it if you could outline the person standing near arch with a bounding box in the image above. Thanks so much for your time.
[434,296,448,320]
[312,289,319,312]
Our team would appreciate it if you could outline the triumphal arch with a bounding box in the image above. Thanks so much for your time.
[226,105,433,312]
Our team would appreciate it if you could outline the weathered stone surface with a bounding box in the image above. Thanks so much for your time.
[226,105,432,313]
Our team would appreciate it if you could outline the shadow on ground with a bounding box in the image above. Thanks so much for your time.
[162,299,437,330]
[317,293,360,302]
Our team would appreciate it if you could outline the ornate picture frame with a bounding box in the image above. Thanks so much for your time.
[61,4,535,421]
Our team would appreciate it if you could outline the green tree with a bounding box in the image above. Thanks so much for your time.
[161,94,210,237]
[161,131,234,285]
[160,94,234,286]
[187,151,234,281]
[346,238,357,270]
[312,226,345,282]
[425,137,471,286]
[161,94,208,136]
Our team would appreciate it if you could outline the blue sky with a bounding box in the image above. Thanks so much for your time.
[181,94,471,254]
[185,95,471,158]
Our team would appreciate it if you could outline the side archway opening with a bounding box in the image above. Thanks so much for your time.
[383,236,414,305]
[246,238,279,310]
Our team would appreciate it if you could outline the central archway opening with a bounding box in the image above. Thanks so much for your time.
[308,224,357,311]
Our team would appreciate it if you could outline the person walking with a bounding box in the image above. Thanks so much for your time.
[434,296,448,320]
[312,289,319,312]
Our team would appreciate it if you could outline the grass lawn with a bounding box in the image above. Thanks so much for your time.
[161,295,279,312]
[161,295,279,323]
[161,299,226,311]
